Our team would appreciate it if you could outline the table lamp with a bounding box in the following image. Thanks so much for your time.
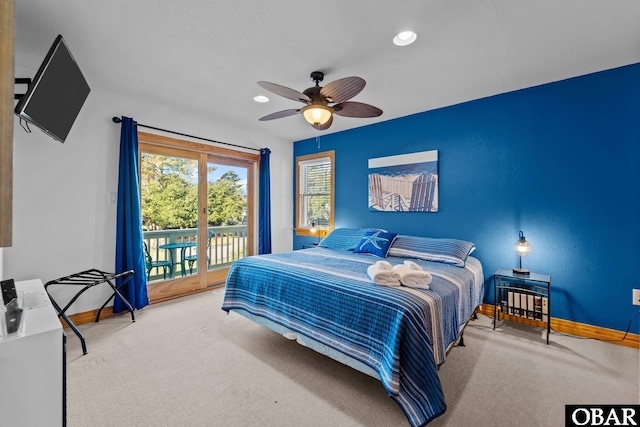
[310,221,321,244]
[513,230,531,275]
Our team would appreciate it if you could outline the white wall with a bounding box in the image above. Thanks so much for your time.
[2,73,292,314]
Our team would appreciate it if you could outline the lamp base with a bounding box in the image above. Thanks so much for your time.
[513,268,530,276]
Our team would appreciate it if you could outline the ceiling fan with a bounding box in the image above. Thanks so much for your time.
[257,71,383,131]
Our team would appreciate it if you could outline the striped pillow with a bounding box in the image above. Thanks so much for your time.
[388,235,476,267]
[318,228,387,251]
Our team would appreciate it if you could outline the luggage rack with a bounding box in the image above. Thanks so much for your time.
[44,269,135,354]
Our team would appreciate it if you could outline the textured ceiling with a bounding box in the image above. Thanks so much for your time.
[12,0,640,143]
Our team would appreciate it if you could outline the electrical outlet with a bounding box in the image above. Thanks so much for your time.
[633,289,640,306]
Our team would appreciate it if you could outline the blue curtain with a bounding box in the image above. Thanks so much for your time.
[114,117,148,313]
[258,148,272,254]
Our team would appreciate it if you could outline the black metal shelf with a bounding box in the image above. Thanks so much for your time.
[493,268,551,344]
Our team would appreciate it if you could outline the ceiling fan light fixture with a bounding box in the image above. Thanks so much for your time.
[257,72,382,129]
[253,95,269,103]
[393,30,417,46]
[301,104,333,126]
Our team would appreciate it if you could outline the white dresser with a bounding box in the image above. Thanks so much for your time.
[0,279,65,426]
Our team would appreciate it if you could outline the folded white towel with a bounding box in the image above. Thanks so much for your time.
[392,264,432,289]
[403,260,422,271]
[367,264,401,287]
[376,260,393,270]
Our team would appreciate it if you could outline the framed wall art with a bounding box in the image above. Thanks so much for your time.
[368,150,438,212]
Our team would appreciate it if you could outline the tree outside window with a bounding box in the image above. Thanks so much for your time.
[140,153,246,230]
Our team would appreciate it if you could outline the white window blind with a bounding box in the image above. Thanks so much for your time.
[298,156,332,229]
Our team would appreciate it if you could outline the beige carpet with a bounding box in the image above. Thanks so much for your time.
[65,290,638,427]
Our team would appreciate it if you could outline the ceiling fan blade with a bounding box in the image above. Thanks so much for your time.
[333,101,383,118]
[320,77,365,104]
[311,115,333,131]
[257,81,311,103]
[258,109,300,121]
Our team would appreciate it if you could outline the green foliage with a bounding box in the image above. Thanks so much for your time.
[207,170,246,226]
[141,154,247,230]
[306,195,330,226]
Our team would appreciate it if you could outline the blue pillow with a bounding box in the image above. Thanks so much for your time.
[318,228,387,251]
[387,235,475,267]
[353,231,398,258]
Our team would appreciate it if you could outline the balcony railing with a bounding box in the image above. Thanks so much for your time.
[143,225,248,282]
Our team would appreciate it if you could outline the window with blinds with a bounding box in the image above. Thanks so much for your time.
[296,151,334,236]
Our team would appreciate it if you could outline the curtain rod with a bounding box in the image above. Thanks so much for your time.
[111,116,263,152]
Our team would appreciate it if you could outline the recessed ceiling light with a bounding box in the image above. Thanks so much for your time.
[393,31,417,47]
[254,95,269,103]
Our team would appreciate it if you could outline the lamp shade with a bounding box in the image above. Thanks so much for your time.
[301,104,333,126]
[515,231,531,256]
[513,230,532,275]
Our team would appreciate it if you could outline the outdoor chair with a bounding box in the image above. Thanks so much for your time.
[184,230,214,274]
[143,241,173,280]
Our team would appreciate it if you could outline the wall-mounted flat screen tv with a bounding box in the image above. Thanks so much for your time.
[14,34,90,143]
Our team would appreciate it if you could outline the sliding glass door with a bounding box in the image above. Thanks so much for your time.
[205,158,249,275]
[139,132,257,303]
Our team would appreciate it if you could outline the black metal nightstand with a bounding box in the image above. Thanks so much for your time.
[493,268,551,344]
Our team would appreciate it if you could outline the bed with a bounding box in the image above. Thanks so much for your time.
[221,229,484,427]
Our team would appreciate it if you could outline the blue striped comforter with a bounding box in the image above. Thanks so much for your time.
[221,247,484,427]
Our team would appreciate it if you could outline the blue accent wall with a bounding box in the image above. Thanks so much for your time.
[293,63,640,333]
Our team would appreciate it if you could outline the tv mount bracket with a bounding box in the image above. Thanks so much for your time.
[14,78,32,100]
